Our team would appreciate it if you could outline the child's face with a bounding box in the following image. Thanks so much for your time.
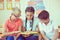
[13,10,21,17]
[10,14,17,21]
[26,12,34,20]
[39,18,50,24]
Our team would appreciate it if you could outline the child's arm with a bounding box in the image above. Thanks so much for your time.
[52,29,58,40]
[40,31,49,40]
[1,28,19,38]
[15,26,23,38]
[36,25,42,40]
[2,23,16,37]
[38,32,42,40]
[37,28,42,40]
[37,24,49,40]
[37,25,49,40]
[52,23,58,40]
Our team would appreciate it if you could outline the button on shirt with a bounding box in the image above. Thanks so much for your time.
[23,18,39,31]
[26,20,32,31]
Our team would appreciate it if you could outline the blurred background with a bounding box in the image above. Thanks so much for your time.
[0,0,60,33]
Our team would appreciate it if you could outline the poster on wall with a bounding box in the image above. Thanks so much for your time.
[7,0,12,10]
[28,0,45,10]
[0,0,4,10]
[28,0,45,16]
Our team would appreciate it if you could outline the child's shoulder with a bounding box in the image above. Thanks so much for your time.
[34,17,39,22]
[20,17,25,21]
[17,18,23,22]
[6,19,10,22]
[18,18,22,21]
[5,19,11,24]
[49,20,56,25]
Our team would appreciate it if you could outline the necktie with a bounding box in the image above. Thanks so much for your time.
[30,21,33,31]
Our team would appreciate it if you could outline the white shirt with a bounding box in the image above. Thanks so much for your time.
[38,20,58,39]
[23,17,39,31]
[26,20,32,31]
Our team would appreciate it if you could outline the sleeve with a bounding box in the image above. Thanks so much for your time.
[38,22,44,33]
[4,20,8,29]
[18,19,23,27]
[32,18,39,31]
[14,19,23,31]
[4,20,8,32]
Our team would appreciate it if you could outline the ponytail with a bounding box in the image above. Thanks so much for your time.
[25,17,34,31]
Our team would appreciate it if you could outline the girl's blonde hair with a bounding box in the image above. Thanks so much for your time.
[12,7,21,17]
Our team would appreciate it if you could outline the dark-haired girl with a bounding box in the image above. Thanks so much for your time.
[16,7,40,40]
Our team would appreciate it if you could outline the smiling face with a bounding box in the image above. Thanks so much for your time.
[26,12,34,20]
[10,14,17,21]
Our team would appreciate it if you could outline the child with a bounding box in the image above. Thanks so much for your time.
[38,10,58,40]
[16,7,39,40]
[3,7,23,40]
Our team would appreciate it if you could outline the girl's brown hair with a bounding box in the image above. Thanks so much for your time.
[25,7,35,31]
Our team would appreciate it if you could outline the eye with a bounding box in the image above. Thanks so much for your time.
[26,15,29,16]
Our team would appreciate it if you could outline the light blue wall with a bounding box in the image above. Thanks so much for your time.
[43,0,60,25]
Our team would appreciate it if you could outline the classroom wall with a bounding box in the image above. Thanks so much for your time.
[0,0,60,26]
[0,0,28,25]
[43,0,60,25]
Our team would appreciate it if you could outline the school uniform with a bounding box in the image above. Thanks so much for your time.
[23,18,39,31]
[38,20,58,40]
[18,17,39,40]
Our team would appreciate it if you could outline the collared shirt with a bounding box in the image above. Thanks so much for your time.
[23,17,39,31]
[26,20,32,31]
[38,20,58,39]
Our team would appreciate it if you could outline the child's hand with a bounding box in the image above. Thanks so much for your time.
[0,36,2,38]
[22,34,31,37]
[45,38,49,40]
[14,31,20,34]
[16,32,21,40]
[0,34,5,38]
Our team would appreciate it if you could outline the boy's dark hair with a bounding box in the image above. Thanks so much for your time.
[25,6,35,13]
[38,10,49,20]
